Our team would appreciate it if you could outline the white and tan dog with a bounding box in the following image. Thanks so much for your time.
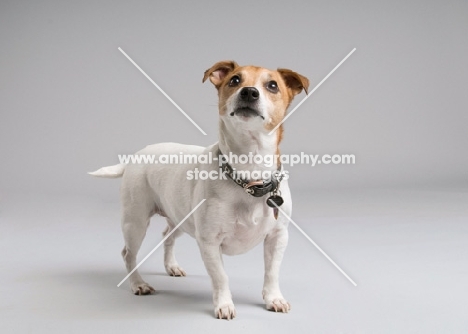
[90,61,309,319]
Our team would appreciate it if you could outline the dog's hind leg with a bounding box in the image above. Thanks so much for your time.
[163,219,186,277]
[120,187,156,295]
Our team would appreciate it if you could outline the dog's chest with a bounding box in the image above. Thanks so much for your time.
[220,203,277,255]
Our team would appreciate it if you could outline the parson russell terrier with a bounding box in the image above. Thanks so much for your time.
[89,61,309,320]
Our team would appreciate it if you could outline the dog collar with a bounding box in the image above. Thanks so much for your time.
[218,149,284,198]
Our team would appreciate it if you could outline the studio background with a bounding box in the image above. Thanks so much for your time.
[1,1,467,333]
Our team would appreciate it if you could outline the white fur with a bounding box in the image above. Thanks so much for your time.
[90,70,293,319]
[88,164,125,178]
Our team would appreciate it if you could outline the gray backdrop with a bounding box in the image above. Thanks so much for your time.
[1,0,467,198]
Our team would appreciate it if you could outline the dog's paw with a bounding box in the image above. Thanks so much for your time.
[215,303,237,320]
[266,298,291,313]
[165,264,187,277]
[131,282,155,295]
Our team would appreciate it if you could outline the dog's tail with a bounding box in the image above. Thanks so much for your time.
[88,164,126,178]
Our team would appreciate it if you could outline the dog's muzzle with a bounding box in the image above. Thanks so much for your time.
[230,87,264,119]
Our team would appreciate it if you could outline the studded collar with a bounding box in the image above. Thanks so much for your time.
[218,149,284,198]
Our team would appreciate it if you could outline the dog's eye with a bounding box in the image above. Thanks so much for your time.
[229,75,241,87]
[266,80,278,93]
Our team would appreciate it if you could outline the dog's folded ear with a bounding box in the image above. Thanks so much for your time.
[277,68,310,96]
[203,61,239,88]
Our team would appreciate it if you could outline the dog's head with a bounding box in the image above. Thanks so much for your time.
[203,61,309,133]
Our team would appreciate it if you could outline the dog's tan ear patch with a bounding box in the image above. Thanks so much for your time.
[203,60,239,88]
[277,68,309,96]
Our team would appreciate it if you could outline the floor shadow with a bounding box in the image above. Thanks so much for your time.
[16,270,189,317]
[24,268,270,320]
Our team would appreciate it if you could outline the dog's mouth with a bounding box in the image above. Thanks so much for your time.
[230,107,265,120]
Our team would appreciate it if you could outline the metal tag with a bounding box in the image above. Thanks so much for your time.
[273,208,279,219]
[267,195,284,208]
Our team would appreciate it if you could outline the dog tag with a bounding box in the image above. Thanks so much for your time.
[267,195,284,208]
[273,208,279,219]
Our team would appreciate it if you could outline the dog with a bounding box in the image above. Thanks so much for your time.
[90,60,309,319]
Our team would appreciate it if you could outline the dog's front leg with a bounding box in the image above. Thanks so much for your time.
[197,239,236,320]
[263,227,291,313]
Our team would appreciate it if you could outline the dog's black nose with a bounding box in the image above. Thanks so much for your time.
[239,87,259,102]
